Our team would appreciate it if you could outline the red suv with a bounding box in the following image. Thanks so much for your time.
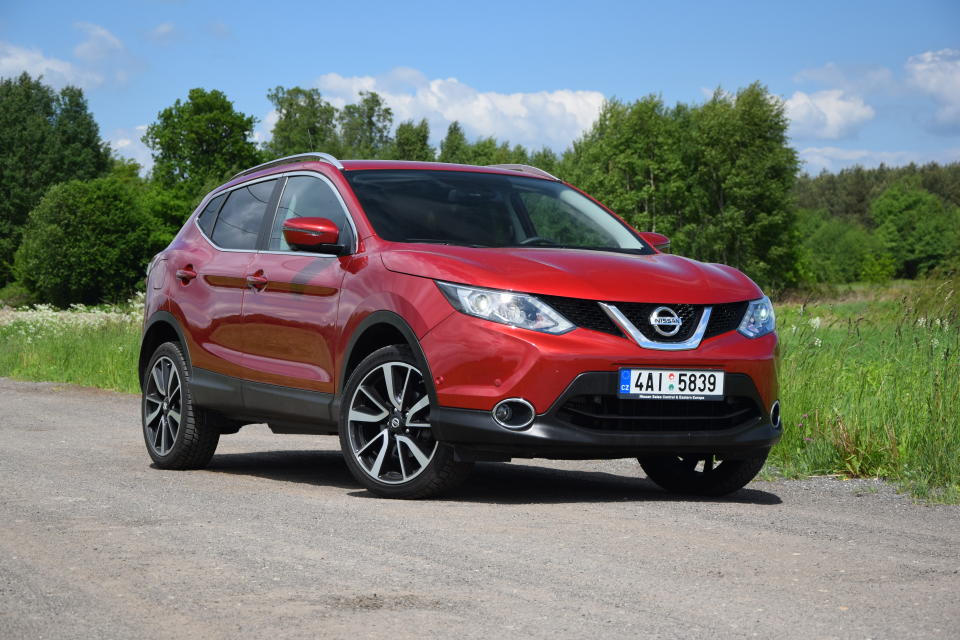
[140,153,781,498]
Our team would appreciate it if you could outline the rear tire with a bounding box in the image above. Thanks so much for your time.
[338,345,472,498]
[141,341,219,469]
[638,451,768,497]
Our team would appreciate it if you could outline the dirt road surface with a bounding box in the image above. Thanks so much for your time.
[1,377,957,639]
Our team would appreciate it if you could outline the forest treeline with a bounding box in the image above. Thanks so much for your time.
[1,71,958,306]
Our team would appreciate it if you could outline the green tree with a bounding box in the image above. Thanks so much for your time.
[338,91,393,158]
[679,84,800,288]
[14,177,164,306]
[796,208,889,283]
[529,148,559,173]
[143,88,260,193]
[53,87,111,181]
[559,84,798,290]
[0,73,109,284]
[391,119,435,161]
[439,121,470,164]
[559,96,682,234]
[870,178,960,277]
[264,86,339,158]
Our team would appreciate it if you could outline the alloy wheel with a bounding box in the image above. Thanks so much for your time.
[144,356,182,456]
[346,361,438,484]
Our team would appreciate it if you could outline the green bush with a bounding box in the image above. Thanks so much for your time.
[14,177,163,306]
[796,208,892,284]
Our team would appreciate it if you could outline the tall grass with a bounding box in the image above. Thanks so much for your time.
[0,301,141,393]
[1,283,958,501]
[772,279,960,501]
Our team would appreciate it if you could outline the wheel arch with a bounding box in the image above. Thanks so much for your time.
[336,311,436,413]
[139,311,190,391]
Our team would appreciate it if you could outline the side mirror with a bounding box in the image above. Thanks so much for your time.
[282,217,344,254]
[639,231,670,252]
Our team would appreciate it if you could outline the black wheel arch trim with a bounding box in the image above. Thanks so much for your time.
[139,310,191,390]
[335,310,437,419]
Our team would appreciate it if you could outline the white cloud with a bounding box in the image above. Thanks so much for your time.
[252,109,279,144]
[785,90,875,139]
[73,22,123,62]
[0,41,102,89]
[799,145,960,174]
[108,125,153,175]
[793,62,895,95]
[313,67,605,151]
[150,22,178,43]
[905,48,960,132]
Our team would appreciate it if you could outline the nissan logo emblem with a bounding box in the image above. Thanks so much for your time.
[649,306,682,337]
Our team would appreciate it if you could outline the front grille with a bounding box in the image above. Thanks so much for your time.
[540,295,621,336]
[541,295,749,343]
[704,301,749,339]
[617,303,701,342]
[557,394,762,433]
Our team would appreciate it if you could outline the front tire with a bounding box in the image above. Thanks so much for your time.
[638,451,768,497]
[141,341,219,469]
[338,345,472,498]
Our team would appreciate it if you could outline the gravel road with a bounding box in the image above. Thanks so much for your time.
[1,377,958,639]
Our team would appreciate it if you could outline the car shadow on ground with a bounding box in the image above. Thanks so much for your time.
[437,462,783,505]
[200,450,782,505]
[202,449,360,491]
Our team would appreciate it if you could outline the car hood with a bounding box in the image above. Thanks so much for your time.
[380,245,762,303]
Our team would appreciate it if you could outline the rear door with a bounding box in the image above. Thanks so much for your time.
[177,178,280,380]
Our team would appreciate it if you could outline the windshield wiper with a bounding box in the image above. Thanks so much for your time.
[406,238,491,248]
[508,244,647,254]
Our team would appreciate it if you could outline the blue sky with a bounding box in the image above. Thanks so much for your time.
[2,0,958,174]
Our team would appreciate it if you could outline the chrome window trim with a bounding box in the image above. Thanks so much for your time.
[193,170,359,257]
[193,174,282,253]
[599,303,713,351]
[264,170,359,255]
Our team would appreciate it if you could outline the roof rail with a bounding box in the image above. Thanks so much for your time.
[231,152,344,180]
[486,163,561,182]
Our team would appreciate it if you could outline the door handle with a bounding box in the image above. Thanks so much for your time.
[175,266,197,283]
[246,272,268,290]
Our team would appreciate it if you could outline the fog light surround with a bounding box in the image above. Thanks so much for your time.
[771,400,781,429]
[492,398,536,430]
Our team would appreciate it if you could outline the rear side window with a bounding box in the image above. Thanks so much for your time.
[197,193,226,237]
[210,180,277,250]
[269,176,353,251]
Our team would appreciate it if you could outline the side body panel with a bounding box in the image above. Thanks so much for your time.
[239,252,348,393]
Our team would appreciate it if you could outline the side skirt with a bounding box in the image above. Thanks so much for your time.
[190,367,338,435]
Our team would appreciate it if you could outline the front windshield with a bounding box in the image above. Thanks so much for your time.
[345,170,651,253]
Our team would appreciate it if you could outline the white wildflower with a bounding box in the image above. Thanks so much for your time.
[813,337,822,348]
[917,317,926,328]
[809,317,821,330]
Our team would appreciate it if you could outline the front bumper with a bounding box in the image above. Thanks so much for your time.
[420,309,779,414]
[431,372,781,460]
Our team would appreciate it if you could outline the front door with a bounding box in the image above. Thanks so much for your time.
[240,174,355,408]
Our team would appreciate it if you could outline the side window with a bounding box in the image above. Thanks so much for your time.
[197,193,226,237]
[211,180,277,250]
[269,176,353,251]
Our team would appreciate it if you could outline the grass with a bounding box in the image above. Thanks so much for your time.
[0,298,142,394]
[1,282,958,501]
[772,278,960,502]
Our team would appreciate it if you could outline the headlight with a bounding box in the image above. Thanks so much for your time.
[738,296,776,338]
[436,282,574,334]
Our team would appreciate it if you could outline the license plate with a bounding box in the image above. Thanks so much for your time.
[618,368,724,400]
